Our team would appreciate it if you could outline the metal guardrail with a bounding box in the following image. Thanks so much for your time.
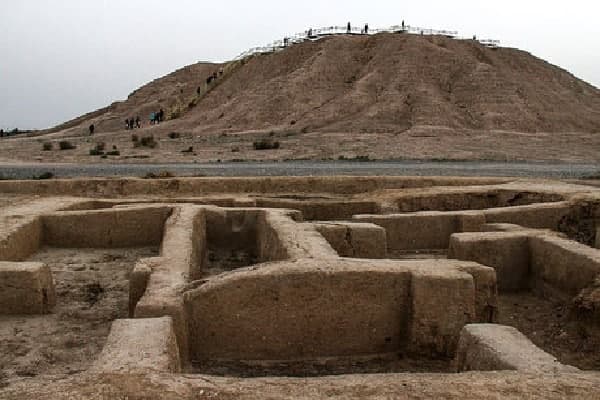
[233,24,499,60]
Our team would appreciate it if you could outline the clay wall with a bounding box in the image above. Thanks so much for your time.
[454,324,577,373]
[449,231,600,297]
[396,190,563,212]
[0,218,43,261]
[42,206,172,248]
[313,222,387,258]
[0,262,56,314]
[0,176,508,197]
[184,259,496,362]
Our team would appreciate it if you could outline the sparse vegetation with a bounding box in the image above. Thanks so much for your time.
[181,146,193,153]
[59,141,76,150]
[143,171,175,179]
[338,155,371,162]
[32,171,54,180]
[581,172,600,180]
[42,142,53,151]
[253,138,280,150]
[89,142,106,156]
[131,134,139,143]
[135,135,158,149]
[168,132,181,139]
[106,150,120,156]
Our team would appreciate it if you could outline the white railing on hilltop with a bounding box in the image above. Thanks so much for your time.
[233,24,499,60]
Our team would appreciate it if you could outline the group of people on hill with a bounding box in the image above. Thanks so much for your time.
[150,109,165,125]
[125,116,142,130]
[305,20,406,39]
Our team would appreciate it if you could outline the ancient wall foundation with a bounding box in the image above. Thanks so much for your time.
[1,177,600,397]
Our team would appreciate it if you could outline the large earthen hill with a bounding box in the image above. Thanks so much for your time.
[4,32,600,163]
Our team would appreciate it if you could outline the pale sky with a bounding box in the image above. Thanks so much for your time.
[1,0,598,130]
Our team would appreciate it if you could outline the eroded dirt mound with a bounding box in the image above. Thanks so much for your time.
[53,33,600,136]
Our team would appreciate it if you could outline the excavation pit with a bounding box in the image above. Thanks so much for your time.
[0,176,599,398]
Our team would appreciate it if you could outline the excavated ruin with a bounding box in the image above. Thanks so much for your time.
[1,176,600,398]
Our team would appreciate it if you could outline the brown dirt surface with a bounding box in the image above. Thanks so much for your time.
[498,292,600,370]
[2,33,599,164]
[192,355,451,377]
[2,371,600,399]
[0,247,158,387]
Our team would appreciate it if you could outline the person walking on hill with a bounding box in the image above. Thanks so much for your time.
[159,108,165,123]
[135,116,141,128]
[0,129,4,137]
[89,124,95,135]
[347,22,351,34]
[364,23,369,34]
[150,112,155,125]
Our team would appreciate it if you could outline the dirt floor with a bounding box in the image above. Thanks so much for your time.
[388,250,448,260]
[204,248,258,277]
[498,292,600,370]
[0,246,158,387]
[191,355,452,378]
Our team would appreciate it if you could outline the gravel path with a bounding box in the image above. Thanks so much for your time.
[0,161,598,179]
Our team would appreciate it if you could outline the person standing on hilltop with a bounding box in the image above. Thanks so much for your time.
[135,116,141,128]
[0,129,4,137]
[347,22,351,34]
[364,23,369,34]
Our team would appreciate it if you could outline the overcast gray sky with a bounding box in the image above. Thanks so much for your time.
[1,0,598,130]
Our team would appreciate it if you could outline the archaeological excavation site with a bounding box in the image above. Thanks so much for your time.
[1,175,600,398]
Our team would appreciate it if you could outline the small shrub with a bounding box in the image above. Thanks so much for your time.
[106,150,120,156]
[301,127,309,134]
[231,147,240,153]
[89,142,108,156]
[131,134,139,142]
[112,145,117,150]
[181,146,193,153]
[143,171,174,179]
[135,135,158,149]
[290,120,296,125]
[168,132,181,139]
[269,131,275,137]
[253,139,280,150]
[59,141,76,150]
[42,142,53,151]
[33,172,54,180]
